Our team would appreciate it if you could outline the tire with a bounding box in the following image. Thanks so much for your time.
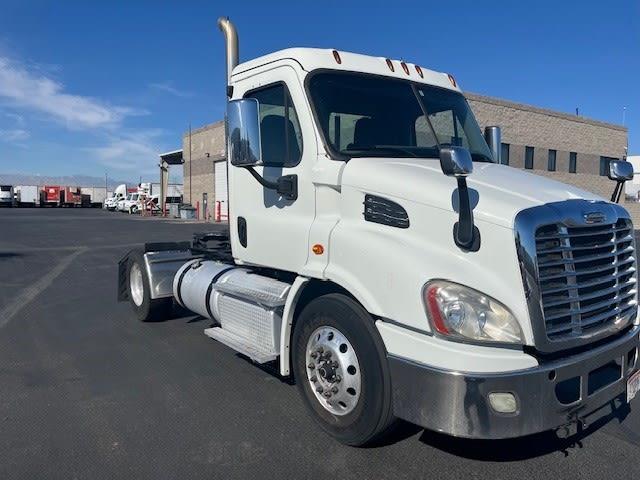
[126,250,172,322]
[292,293,396,446]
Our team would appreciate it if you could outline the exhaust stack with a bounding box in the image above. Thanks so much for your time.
[217,17,239,96]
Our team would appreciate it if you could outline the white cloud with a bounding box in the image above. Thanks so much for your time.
[0,128,29,142]
[86,130,164,175]
[0,56,139,129]
[150,81,193,98]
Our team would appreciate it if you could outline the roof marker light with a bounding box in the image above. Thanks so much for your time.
[332,50,342,64]
[400,61,410,75]
[447,74,457,87]
[385,58,395,72]
[415,65,424,78]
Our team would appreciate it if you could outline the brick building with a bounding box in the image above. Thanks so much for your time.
[181,93,629,221]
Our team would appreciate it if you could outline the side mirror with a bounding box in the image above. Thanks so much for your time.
[608,160,634,182]
[608,160,634,203]
[227,98,262,166]
[439,146,473,177]
[484,126,501,164]
[440,146,479,251]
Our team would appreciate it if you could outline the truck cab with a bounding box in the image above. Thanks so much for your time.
[0,185,14,206]
[119,18,639,446]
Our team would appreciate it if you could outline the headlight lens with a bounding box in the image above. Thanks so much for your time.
[424,280,523,344]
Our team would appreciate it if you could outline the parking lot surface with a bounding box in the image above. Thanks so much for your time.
[1,208,639,480]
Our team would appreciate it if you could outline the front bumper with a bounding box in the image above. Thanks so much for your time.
[389,325,640,439]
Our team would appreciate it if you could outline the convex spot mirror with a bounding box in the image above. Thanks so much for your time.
[227,98,263,167]
[439,146,473,177]
[608,160,634,182]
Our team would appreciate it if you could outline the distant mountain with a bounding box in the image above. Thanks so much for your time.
[0,173,137,189]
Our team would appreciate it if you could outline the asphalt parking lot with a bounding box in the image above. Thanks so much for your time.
[1,208,639,479]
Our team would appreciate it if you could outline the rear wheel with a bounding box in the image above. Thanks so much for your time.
[292,293,396,446]
[126,251,172,322]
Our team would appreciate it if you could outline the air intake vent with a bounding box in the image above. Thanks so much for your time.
[363,194,409,229]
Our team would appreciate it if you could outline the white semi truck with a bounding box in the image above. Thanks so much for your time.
[119,18,639,446]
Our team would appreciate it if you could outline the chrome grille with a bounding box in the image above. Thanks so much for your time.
[535,218,638,341]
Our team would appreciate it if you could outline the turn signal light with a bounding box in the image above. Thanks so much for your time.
[312,244,324,255]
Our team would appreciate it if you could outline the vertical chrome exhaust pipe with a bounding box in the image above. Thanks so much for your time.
[217,17,239,97]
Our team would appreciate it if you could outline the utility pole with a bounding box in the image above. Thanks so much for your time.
[189,123,192,204]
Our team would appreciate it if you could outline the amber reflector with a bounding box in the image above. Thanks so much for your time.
[312,244,324,255]
[385,58,395,72]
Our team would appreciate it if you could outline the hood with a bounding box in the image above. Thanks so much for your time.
[341,157,603,228]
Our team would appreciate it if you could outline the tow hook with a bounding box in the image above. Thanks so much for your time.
[555,418,587,439]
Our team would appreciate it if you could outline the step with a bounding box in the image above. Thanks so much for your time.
[204,327,278,364]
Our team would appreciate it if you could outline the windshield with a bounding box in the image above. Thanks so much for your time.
[308,72,493,162]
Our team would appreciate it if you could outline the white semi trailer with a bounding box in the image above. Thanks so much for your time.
[119,18,640,446]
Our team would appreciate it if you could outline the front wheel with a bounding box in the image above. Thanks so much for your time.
[292,293,396,446]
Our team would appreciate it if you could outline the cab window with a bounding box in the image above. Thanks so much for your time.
[246,83,303,167]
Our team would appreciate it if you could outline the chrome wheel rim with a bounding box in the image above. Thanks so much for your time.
[305,326,361,416]
[129,263,144,307]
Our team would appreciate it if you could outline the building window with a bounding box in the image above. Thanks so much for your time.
[525,146,534,169]
[547,149,556,171]
[500,143,510,165]
[569,152,577,173]
[600,156,618,176]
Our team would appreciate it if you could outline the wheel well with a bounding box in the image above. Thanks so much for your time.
[288,279,373,374]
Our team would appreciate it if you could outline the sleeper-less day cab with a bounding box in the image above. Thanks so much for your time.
[118,18,640,445]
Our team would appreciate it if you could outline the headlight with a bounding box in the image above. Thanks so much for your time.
[423,280,523,345]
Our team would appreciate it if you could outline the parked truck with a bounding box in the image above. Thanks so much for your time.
[15,185,39,207]
[0,185,14,207]
[41,185,61,207]
[80,187,107,208]
[118,18,639,446]
[104,184,127,211]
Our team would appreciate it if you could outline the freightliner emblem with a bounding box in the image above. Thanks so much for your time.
[583,211,606,224]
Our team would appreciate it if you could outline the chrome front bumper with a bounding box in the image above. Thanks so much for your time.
[389,325,640,439]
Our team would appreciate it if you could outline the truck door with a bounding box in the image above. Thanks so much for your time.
[230,67,315,273]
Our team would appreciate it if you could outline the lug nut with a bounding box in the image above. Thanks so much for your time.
[308,363,315,370]
[310,352,317,359]
[316,386,323,393]
[310,375,317,382]
[324,351,332,358]
[317,347,324,354]
[335,375,342,383]
[331,386,339,393]
[332,361,339,368]
[323,391,332,398]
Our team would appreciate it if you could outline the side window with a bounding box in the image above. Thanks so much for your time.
[246,83,303,167]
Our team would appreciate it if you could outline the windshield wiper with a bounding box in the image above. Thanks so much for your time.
[343,146,419,158]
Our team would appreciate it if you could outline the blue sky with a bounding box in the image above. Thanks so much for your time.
[0,0,637,182]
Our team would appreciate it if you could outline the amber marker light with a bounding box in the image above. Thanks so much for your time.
[385,58,395,72]
[447,74,457,87]
[332,50,342,64]
[312,244,324,255]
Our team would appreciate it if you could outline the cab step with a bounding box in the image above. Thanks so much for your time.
[204,326,278,364]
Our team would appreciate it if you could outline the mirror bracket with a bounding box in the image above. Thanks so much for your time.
[453,177,480,251]
[244,166,298,201]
